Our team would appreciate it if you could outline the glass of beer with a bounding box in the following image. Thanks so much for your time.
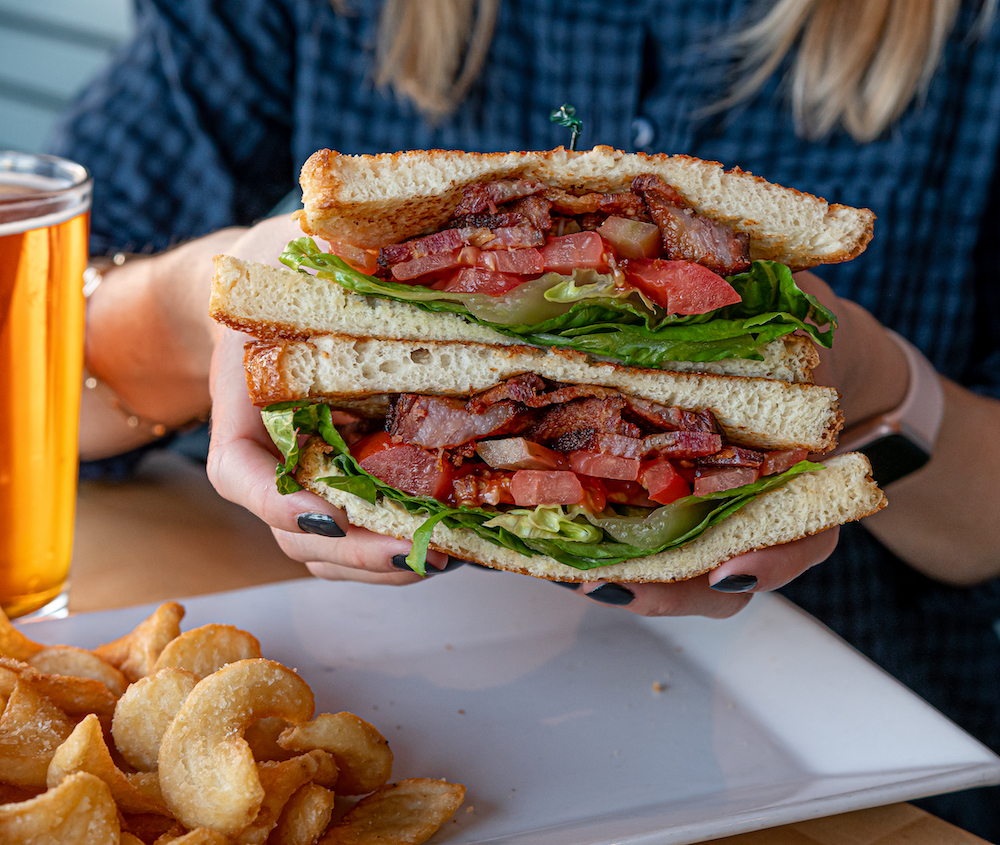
[0,152,92,618]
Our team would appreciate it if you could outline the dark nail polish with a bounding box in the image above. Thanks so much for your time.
[552,581,580,590]
[710,574,758,593]
[586,583,634,605]
[296,513,346,537]
[390,554,414,571]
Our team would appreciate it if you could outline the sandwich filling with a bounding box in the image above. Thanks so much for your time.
[282,173,837,367]
[263,375,822,575]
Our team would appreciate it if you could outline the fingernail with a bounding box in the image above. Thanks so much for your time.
[552,581,580,590]
[586,583,634,605]
[296,513,346,537]
[710,574,758,593]
[391,554,414,571]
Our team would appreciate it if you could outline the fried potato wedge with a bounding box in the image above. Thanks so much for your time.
[319,778,466,845]
[158,658,315,836]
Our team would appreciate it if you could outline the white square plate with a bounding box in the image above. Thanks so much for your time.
[20,569,1000,844]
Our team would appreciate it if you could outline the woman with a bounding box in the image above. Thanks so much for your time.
[54,1,1000,834]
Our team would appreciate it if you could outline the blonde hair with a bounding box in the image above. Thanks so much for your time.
[725,0,996,142]
[345,0,992,141]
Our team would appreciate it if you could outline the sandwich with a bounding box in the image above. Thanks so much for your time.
[210,147,885,582]
[214,146,873,380]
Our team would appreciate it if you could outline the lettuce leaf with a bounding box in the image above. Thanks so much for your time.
[281,238,836,365]
[263,402,823,575]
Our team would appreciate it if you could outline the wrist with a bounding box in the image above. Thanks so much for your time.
[828,300,910,428]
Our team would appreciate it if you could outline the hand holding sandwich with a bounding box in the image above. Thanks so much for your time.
[205,148,894,612]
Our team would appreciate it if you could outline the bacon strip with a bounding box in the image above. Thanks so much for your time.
[388,395,529,449]
[448,195,552,232]
[694,445,765,467]
[454,179,546,215]
[632,173,751,276]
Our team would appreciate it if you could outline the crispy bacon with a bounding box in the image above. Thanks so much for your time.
[388,395,529,449]
[480,225,546,249]
[526,397,642,444]
[695,445,765,468]
[454,179,546,215]
[379,227,492,267]
[632,173,751,276]
[448,195,552,232]
[542,188,650,220]
[624,397,719,433]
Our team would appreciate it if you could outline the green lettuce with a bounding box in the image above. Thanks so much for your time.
[262,402,823,576]
[280,238,836,366]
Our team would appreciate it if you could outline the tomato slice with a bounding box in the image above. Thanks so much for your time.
[760,449,809,476]
[625,258,742,314]
[540,232,609,274]
[510,470,585,506]
[353,435,454,499]
[639,458,691,505]
[692,467,759,497]
[601,478,656,507]
[433,266,528,296]
[567,450,641,482]
[391,246,480,282]
[477,248,545,275]
[329,241,379,275]
[475,438,567,470]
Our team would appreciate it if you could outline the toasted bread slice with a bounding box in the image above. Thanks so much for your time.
[212,255,821,384]
[296,147,874,272]
[243,335,844,453]
[297,446,885,583]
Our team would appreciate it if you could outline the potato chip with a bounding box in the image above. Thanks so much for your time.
[0,656,118,727]
[27,645,127,697]
[319,778,466,845]
[113,668,200,772]
[279,712,392,795]
[152,624,262,678]
[47,713,172,816]
[121,833,146,845]
[0,677,75,788]
[95,602,185,683]
[158,658,315,836]
[0,606,43,662]
[0,771,120,844]
[233,752,329,845]
[270,782,337,845]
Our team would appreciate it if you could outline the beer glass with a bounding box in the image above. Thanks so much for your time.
[0,152,92,618]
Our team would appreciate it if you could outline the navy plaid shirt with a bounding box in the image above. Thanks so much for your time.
[50,0,1000,834]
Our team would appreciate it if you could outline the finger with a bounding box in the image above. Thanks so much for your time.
[707,527,840,593]
[576,574,753,618]
[208,329,449,570]
[273,524,450,574]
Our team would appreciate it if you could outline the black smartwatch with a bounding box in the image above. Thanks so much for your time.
[831,331,944,487]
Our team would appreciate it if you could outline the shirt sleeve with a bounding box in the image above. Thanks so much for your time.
[46,0,296,256]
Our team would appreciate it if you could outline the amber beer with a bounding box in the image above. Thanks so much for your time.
[0,153,91,617]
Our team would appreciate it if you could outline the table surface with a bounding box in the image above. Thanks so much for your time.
[68,449,993,845]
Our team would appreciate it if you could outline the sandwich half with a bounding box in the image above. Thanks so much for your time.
[229,146,875,375]
[243,335,885,581]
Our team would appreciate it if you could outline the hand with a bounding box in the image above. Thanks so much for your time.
[569,528,839,617]
[206,328,453,584]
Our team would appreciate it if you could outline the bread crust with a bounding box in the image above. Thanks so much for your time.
[297,445,885,583]
[243,335,843,452]
[296,146,875,272]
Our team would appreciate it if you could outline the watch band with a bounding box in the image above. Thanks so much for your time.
[832,330,945,481]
